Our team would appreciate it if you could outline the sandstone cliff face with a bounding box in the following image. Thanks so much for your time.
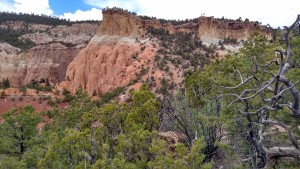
[142,16,272,44]
[98,9,144,37]
[65,9,156,95]
[1,8,273,93]
[24,43,84,84]
[0,44,26,86]
[197,16,272,44]
[142,19,161,29]
[21,23,99,45]
[0,21,51,32]
[64,8,273,96]
[0,42,21,54]
[0,21,99,86]
[0,43,85,86]
[65,36,157,95]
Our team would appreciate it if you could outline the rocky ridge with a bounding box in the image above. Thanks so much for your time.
[0,9,273,94]
[64,8,273,96]
[0,20,99,87]
[64,9,160,95]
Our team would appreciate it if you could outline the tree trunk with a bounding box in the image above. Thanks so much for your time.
[264,147,300,168]
[20,126,25,154]
[90,127,96,165]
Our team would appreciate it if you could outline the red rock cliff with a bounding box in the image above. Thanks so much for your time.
[98,9,145,37]
[64,9,273,95]
[65,9,157,95]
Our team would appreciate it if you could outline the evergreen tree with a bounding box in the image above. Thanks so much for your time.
[1,78,10,89]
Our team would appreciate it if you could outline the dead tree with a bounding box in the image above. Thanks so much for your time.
[218,15,300,168]
[159,92,222,162]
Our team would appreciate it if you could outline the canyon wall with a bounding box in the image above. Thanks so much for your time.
[98,9,145,37]
[197,16,272,44]
[65,9,158,95]
[0,22,99,86]
[64,8,273,95]
[0,8,273,92]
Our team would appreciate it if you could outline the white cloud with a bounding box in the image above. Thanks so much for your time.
[84,0,300,27]
[0,0,14,11]
[0,0,298,27]
[60,8,102,21]
[0,0,53,15]
[136,0,300,27]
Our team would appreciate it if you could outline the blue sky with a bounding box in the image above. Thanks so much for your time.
[0,0,299,27]
[49,0,92,15]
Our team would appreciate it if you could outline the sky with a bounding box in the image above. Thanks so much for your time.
[0,0,299,27]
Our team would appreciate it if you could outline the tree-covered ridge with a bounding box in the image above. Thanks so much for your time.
[0,12,99,26]
[186,16,300,168]
[1,22,300,167]
[0,10,299,169]
[0,12,99,50]
[0,28,35,50]
[0,85,213,168]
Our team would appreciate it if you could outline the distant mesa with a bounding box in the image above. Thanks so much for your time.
[0,8,274,96]
[63,8,273,96]
[98,7,273,43]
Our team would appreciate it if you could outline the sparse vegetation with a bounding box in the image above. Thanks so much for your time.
[0,8,298,169]
[98,87,125,105]
[62,88,74,102]
[0,28,36,50]
[26,79,52,92]
[1,78,10,89]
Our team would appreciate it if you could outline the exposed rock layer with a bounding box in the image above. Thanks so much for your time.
[197,16,272,43]
[98,9,144,37]
[65,35,158,95]
[21,23,98,45]
[64,8,273,95]
[0,43,85,86]
[0,22,99,86]
[1,8,273,92]
[24,43,85,84]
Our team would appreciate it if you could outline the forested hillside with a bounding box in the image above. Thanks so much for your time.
[0,12,98,25]
[0,12,99,50]
[0,11,300,169]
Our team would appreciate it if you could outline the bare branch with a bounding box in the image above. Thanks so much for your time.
[264,146,300,168]
[221,76,254,89]
[234,68,244,83]
[279,76,300,117]
[240,78,275,100]
[253,56,278,68]
[275,49,284,74]
[261,119,299,149]
[283,15,300,64]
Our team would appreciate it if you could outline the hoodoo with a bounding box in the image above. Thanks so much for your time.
[65,8,157,95]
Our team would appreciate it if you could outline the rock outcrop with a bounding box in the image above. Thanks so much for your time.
[0,44,26,86]
[0,42,21,54]
[0,8,273,93]
[197,16,272,44]
[24,43,85,84]
[0,22,99,87]
[98,9,144,37]
[65,37,158,95]
[0,43,85,86]
[142,17,272,43]
[21,23,98,45]
[65,9,158,95]
[64,8,273,95]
